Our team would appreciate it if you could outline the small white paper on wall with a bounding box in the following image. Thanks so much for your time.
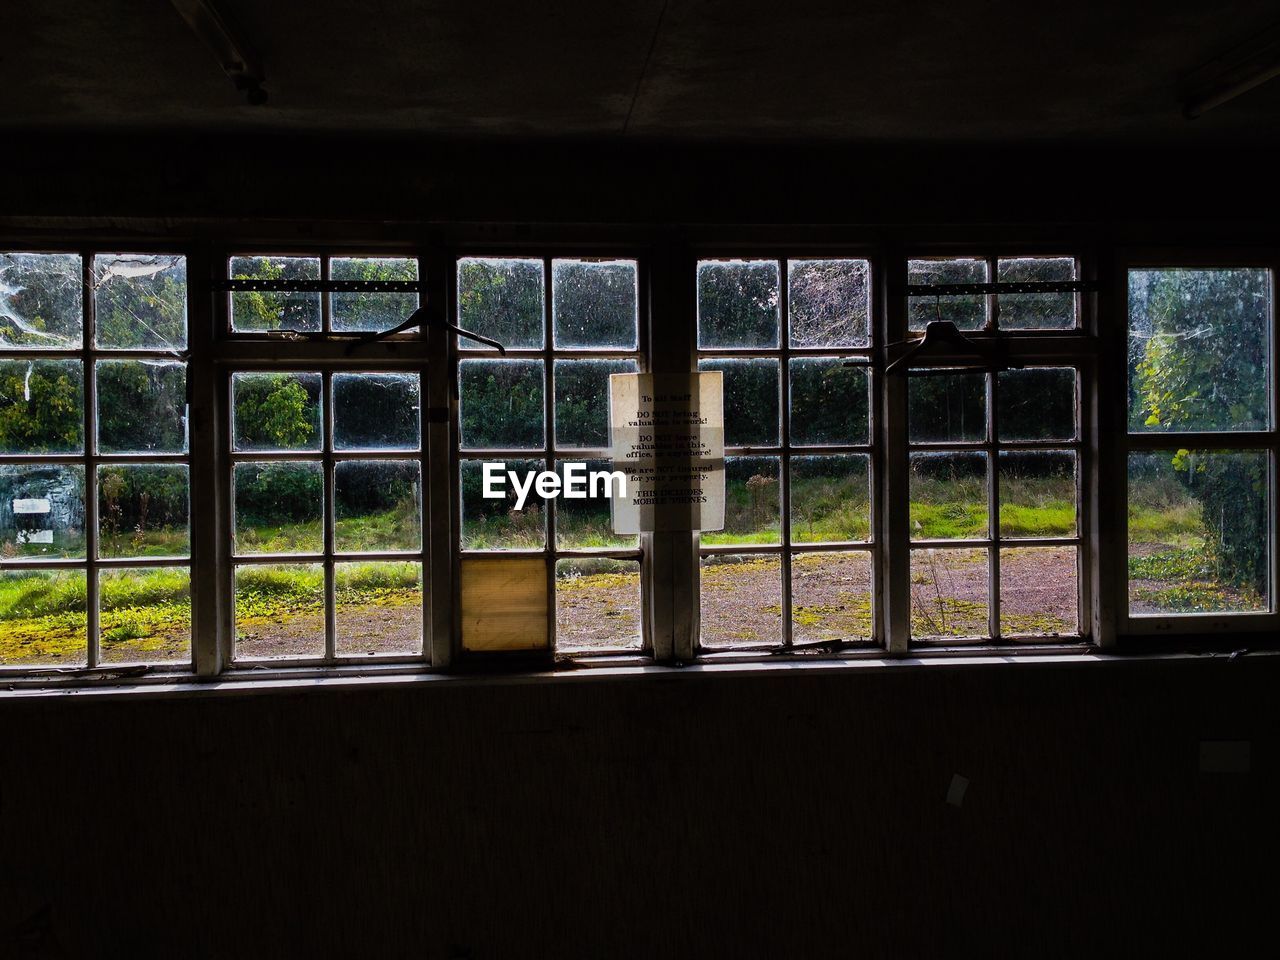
[609,372,725,533]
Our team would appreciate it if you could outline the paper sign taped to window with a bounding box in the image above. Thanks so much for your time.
[609,372,725,533]
[18,530,54,544]
[12,498,51,514]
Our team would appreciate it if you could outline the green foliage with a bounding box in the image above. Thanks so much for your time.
[0,360,83,453]
[234,375,318,449]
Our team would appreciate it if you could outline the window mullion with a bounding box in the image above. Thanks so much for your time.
[882,252,911,655]
[82,250,100,669]
[425,248,455,668]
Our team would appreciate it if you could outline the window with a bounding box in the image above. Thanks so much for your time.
[3,235,1278,686]
[696,258,875,651]
[1124,265,1276,628]
[900,256,1088,645]
[1,251,191,669]
[455,257,644,656]
[225,253,427,664]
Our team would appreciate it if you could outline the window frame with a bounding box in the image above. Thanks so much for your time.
[1112,249,1280,640]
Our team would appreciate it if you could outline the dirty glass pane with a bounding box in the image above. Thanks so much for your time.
[910,452,988,540]
[791,454,870,543]
[233,461,323,555]
[997,257,1076,329]
[460,458,545,549]
[96,360,187,454]
[788,259,871,348]
[234,563,324,659]
[790,358,869,445]
[0,464,86,559]
[697,358,778,447]
[231,372,322,453]
[334,460,421,553]
[552,259,638,349]
[93,254,187,349]
[911,548,990,639]
[998,368,1076,441]
[908,371,987,443]
[459,359,544,449]
[703,456,780,546]
[697,260,780,348]
[999,452,1076,538]
[556,558,642,651]
[99,566,191,664]
[97,464,189,559]
[1000,547,1078,636]
[792,551,873,645]
[457,257,544,350]
[1128,268,1271,433]
[460,555,548,652]
[1128,450,1269,615]
[555,459,636,549]
[335,560,423,656]
[229,256,321,333]
[333,372,420,451]
[908,258,987,330]
[330,256,419,333]
[0,359,84,454]
[700,553,782,648]
[0,253,83,349]
[0,568,87,666]
[554,359,637,449]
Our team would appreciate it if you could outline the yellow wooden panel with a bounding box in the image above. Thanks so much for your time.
[461,556,549,652]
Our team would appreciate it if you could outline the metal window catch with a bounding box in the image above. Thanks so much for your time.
[885,319,1009,375]
[345,306,507,354]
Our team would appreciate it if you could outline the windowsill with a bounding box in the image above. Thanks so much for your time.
[1,643,1274,702]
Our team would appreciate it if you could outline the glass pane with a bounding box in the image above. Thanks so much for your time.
[554,359,637,449]
[910,452,988,540]
[790,454,870,543]
[792,551,873,645]
[697,260,780,348]
[234,563,324,659]
[911,548,990,639]
[1128,268,1270,433]
[997,257,1076,330]
[457,257,544,350]
[93,254,187,349]
[788,259,870,348]
[229,256,321,333]
[908,258,987,330]
[233,462,323,555]
[330,257,419,333]
[552,259,638,349]
[460,555,548,652]
[700,553,782,648]
[97,464,189,558]
[0,568,87,666]
[998,368,1076,441]
[1128,450,1269,614]
[789,358,869,445]
[99,566,191,664]
[1000,547,1078,636]
[332,372,420,451]
[0,252,82,349]
[555,459,636,549]
[96,360,187,454]
[459,359,544,449]
[0,464,85,558]
[0,359,84,454]
[335,560,423,656]
[703,456,780,546]
[697,358,778,447]
[334,460,421,552]
[999,451,1076,538]
[908,371,986,443]
[556,558,642,651]
[460,458,545,549]
[231,372,322,453]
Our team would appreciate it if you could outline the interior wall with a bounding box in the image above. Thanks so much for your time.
[1,657,1275,958]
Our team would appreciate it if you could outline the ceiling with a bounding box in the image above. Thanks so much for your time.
[4,0,1280,143]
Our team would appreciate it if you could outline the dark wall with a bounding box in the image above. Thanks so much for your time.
[1,657,1275,957]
